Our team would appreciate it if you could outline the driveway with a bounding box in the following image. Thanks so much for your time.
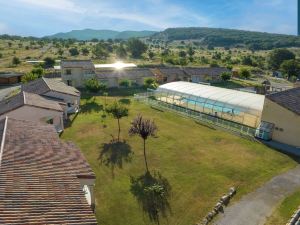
[214,166,300,225]
[0,85,20,101]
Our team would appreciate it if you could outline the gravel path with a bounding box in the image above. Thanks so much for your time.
[214,165,300,225]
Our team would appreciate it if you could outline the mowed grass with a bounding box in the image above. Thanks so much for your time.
[265,190,300,225]
[61,94,297,225]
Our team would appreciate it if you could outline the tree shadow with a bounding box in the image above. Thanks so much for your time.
[119,98,131,105]
[98,138,133,178]
[81,98,103,114]
[130,171,172,224]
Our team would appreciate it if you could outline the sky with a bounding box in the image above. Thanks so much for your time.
[0,0,297,37]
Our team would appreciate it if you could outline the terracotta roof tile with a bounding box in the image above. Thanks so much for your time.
[61,60,95,69]
[0,92,63,116]
[0,118,96,224]
[22,78,80,97]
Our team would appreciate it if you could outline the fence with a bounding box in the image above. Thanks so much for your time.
[134,93,256,137]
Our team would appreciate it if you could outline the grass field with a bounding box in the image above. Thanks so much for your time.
[265,190,300,225]
[61,92,298,225]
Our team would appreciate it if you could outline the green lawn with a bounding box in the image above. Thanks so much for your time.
[265,190,300,225]
[61,93,298,225]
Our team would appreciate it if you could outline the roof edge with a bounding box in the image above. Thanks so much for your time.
[0,116,8,169]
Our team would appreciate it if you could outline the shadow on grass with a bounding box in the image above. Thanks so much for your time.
[99,138,133,178]
[119,98,131,105]
[130,171,172,225]
[81,98,103,114]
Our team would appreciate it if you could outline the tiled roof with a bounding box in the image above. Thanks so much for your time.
[266,87,300,115]
[157,68,186,76]
[154,67,228,77]
[22,77,80,97]
[0,117,96,224]
[96,68,154,79]
[0,91,63,116]
[61,60,95,69]
[183,67,229,76]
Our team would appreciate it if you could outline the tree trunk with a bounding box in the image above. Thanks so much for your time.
[143,139,149,172]
[117,118,120,142]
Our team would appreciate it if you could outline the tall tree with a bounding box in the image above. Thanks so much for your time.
[268,48,295,70]
[106,102,129,142]
[280,59,300,79]
[129,115,157,172]
[127,38,148,58]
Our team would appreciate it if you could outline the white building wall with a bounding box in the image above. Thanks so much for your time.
[44,91,80,114]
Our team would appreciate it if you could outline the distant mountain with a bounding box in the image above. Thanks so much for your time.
[46,29,157,40]
[152,27,300,50]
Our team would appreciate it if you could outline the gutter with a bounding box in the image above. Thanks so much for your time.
[0,116,8,169]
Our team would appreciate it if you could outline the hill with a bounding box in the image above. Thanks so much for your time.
[152,27,300,50]
[46,29,157,40]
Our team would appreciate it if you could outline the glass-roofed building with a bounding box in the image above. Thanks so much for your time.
[153,81,265,128]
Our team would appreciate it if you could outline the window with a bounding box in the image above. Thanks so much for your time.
[67,80,72,86]
[66,69,72,75]
[67,103,72,107]
[47,118,54,125]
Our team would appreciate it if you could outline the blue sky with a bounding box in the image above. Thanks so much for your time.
[0,0,297,37]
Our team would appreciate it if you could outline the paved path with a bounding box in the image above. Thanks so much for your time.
[214,166,300,225]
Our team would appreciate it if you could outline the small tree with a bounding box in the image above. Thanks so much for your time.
[119,79,131,88]
[129,115,157,172]
[220,72,232,81]
[12,56,20,66]
[148,51,155,60]
[239,68,251,79]
[144,78,158,89]
[106,102,129,141]
[31,67,45,78]
[268,48,295,70]
[43,57,55,68]
[81,47,90,56]
[21,72,38,83]
[85,78,106,93]
[69,47,79,56]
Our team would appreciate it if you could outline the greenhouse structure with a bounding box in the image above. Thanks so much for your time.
[136,82,265,135]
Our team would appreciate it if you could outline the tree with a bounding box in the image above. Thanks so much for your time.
[106,102,129,142]
[188,46,195,56]
[31,67,45,78]
[268,49,295,70]
[81,47,90,56]
[119,79,131,88]
[12,56,20,66]
[241,55,253,66]
[280,59,300,79]
[85,78,106,93]
[220,72,232,81]
[144,78,158,89]
[129,115,157,172]
[43,57,55,68]
[239,68,251,79]
[116,44,127,59]
[21,72,38,83]
[57,48,64,56]
[127,38,148,58]
[148,51,155,60]
[178,50,187,58]
[93,43,109,59]
[69,47,79,56]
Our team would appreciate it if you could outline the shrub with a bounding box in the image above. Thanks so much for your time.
[220,72,232,81]
[119,79,131,88]
[12,56,21,66]
[239,68,251,79]
[43,57,55,68]
[69,47,79,56]
[144,78,158,89]
[21,73,38,83]
[85,78,106,93]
